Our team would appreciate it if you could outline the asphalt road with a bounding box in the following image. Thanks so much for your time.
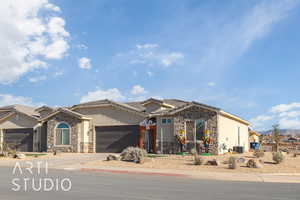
[0,166,299,200]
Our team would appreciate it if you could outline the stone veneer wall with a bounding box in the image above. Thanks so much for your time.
[171,106,219,154]
[47,112,82,152]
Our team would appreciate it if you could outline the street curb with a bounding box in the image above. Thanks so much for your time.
[80,168,188,177]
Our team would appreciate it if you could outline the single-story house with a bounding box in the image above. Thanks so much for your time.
[0,105,39,152]
[0,98,250,154]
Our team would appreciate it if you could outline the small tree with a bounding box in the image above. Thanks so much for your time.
[272,124,280,152]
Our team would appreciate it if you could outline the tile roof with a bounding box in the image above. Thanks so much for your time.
[0,104,39,118]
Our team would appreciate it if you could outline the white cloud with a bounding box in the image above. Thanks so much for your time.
[136,43,159,49]
[279,118,300,129]
[279,110,300,118]
[270,102,300,113]
[80,88,125,103]
[28,75,47,83]
[79,57,92,69]
[208,82,216,87]
[0,0,70,84]
[160,52,184,67]
[0,93,42,107]
[44,3,61,12]
[116,43,184,68]
[131,85,147,95]
[251,101,300,130]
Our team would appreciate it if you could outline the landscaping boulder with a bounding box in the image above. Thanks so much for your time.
[228,156,237,169]
[206,159,219,166]
[246,159,263,168]
[15,153,26,159]
[106,154,120,161]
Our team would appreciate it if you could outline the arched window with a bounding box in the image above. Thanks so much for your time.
[56,122,70,145]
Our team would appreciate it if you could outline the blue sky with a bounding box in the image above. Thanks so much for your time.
[1,0,300,130]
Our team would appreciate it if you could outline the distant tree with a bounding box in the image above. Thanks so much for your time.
[272,124,280,152]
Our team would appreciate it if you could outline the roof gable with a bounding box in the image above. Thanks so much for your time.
[39,108,91,122]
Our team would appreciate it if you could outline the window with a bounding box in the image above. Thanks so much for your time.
[162,118,172,124]
[56,122,70,145]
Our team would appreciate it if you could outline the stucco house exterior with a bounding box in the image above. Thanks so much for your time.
[0,105,39,152]
[0,98,250,155]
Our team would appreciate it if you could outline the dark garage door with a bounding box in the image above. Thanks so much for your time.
[4,128,33,152]
[95,125,139,153]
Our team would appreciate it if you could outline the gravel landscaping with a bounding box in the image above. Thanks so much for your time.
[84,152,300,173]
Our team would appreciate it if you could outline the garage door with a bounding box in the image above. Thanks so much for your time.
[95,125,139,153]
[4,128,33,152]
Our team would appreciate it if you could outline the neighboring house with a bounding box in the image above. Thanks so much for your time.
[0,98,250,155]
[0,105,39,152]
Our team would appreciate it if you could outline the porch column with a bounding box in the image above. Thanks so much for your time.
[139,126,146,149]
[150,125,157,153]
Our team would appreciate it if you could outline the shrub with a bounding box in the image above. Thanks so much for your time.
[228,156,237,169]
[272,152,284,164]
[246,159,263,168]
[120,147,147,163]
[253,150,265,158]
[194,155,204,165]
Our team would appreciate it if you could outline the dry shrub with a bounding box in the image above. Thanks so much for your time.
[247,159,263,168]
[120,147,147,163]
[273,152,284,164]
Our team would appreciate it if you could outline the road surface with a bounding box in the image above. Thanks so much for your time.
[0,166,299,200]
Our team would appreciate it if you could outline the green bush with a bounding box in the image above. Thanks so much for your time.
[228,156,237,169]
[272,152,284,164]
[120,147,147,163]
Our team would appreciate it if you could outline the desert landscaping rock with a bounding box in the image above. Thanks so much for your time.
[84,152,300,174]
[247,159,263,168]
[206,159,219,166]
[15,153,26,159]
[106,154,120,161]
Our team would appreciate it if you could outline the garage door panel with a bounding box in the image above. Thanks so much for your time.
[4,128,33,152]
[96,125,139,153]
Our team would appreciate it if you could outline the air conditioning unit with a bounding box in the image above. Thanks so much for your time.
[233,146,244,154]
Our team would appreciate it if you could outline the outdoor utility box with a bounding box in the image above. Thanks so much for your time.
[233,146,244,153]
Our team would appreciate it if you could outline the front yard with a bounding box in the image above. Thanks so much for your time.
[84,152,300,174]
